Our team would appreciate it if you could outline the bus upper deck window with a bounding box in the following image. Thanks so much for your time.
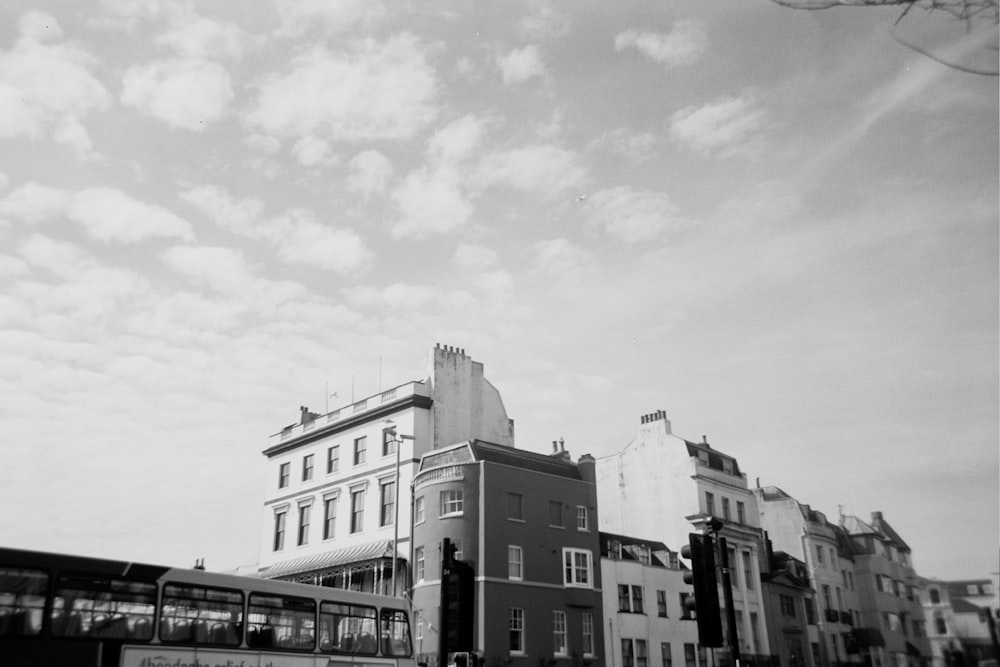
[0,568,48,636]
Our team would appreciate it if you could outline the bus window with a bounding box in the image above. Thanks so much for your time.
[380,608,413,657]
[0,568,48,636]
[161,583,243,646]
[318,602,377,655]
[52,574,156,640]
[247,592,315,651]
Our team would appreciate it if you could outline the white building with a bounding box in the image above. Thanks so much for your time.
[600,532,703,667]
[595,411,772,664]
[257,344,515,592]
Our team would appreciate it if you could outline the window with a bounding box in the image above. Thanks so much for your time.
[327,446,339,474]
[935,615,946,635]
[728,547,739,588]
[303,454,314,481]
[414,547,425,582]
[657,590,668,617]
[737,501,745,524]
[323,496,337,540]
[440,489,463,516]
[929,588,941,604]
[273,510,287,551]
[353,436,367,465]
[509,608,524,653]
[623,639,635,667]
[636,639,648,667]
[684,643,697,667]
[508,493,523,520]
[381,608,412,657]
[577,506,589,531]
[380,481,395,527]
[279,462,290,488]
[806,599,817,624]
[722,497,730,520]
[705,492,715,516]
[619,585,631,612]
[617,585,643,613]
[415,610,423,641]
[297,504,311,546]
[350,489,365,533]
[317,601,376,654]
[780,595,797,617]
[247,593,315,650]
[549,501,563,527]
[829,548,836,567]
[553,611,567,655]
[52,574,156,640]
[508,546,523,580]
[563,548,593,588]
[382,430,396,457]
[750,612,760,654]
[743,551,753,590]
[582,613,594,655]
[414,496,425,524]
[823,585,832,609]
[816,544,825,565]
[0,568,47,636]
[662,643,673,667]
[160,583,243,645]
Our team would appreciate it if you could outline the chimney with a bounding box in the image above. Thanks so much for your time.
[871,511,883,521]
[639,410,672,433]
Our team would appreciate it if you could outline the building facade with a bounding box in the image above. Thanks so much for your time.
[755,487,864,667]
[257,344,515,593]
[410,440,604,667]
[599,532,704,667]
[761,549,816,667]
[595,411,773,666]
[919,578,998,667]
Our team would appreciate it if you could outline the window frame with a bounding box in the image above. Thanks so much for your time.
[323,496,337,540]
[273,510,287,551]
[353,436,367,466]
[576,505,589,531]
[440,489,464,517]
[278,462,290,489]
[509,607,525,654]
[327,445,339,474]
[379,480,395,527]
[552,610,567,656]
[350,489,365,533]
[302,454,314,482]
[562,548,593,588]
[508,545,523,580]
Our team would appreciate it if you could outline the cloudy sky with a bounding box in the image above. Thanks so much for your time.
[1,0,996,581]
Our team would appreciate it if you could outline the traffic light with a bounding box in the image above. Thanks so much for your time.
[681,533,723,647]
[441,538,475,653]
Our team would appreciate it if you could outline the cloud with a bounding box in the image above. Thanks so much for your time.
[179,185,372,274]
[391,167,474,239]
[0,11,110,157]
[273,0,386,36]
[157,11,255,60]
[68,187,195,243]
[587,128,658,163]
[121,58,234,131]
[475,144,586,197]
[454,243,499,270]
[614,20,708,69]
[583,186,686,244]
[245,34,439,145]
[669,93,769,156]
[0,182,72,224]
[347,150,394,198]
[427,114,490,165]
[497,45,546,85]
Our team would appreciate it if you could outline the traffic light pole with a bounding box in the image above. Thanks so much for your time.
[715,536,741,667]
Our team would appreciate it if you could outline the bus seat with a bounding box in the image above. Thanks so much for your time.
[257,625,275,647]
[90,614,108,636]
[341,632,354,652]
[0,608,9,634]
[171,619,190,641]
[105,615,128,638]
[298,634,315,649]
[131,617,152,639]
[8,609,28,634]
[159,618,171,640]
[192,619,209,643]
[62,613,81,636]
[209,622,227,644]
[227,622,241,645]
[358,633,376,654]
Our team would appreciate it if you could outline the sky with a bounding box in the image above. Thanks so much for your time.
[0,0,996,583]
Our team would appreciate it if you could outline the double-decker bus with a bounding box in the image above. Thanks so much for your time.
[0,546,414,667]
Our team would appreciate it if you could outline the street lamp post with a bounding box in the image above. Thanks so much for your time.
[383,421,414,597]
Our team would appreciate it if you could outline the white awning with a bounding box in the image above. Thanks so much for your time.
[259,540,399,579]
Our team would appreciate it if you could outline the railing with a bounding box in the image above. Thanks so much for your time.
[272,382,428,443]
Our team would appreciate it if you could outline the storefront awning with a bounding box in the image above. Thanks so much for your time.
[259,540,398,579]
[852,627,886,649]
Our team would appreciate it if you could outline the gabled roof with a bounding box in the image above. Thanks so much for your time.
[841,514,876,536]
[684,440,742,476]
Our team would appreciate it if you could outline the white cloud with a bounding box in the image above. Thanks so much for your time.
[497,45,546,85]
[69,187,195,243]
[291,135,334,167]
[273,0,385,36]
[391,167,474,239]
[246,34,439,144]
[179,185,372,274]
[475,144,586,197]
[530,238,592,276]
[0,11,110,157]
[587,128,658,162]
[157,11,255,60]
[347,150,394,197]
[121,58,234,131]
[0,182,71,223]
[614,20,708,69]
[669,94,769,156]
[584,186,684,243]
[454,243,499,270]
[428,114,489,165]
